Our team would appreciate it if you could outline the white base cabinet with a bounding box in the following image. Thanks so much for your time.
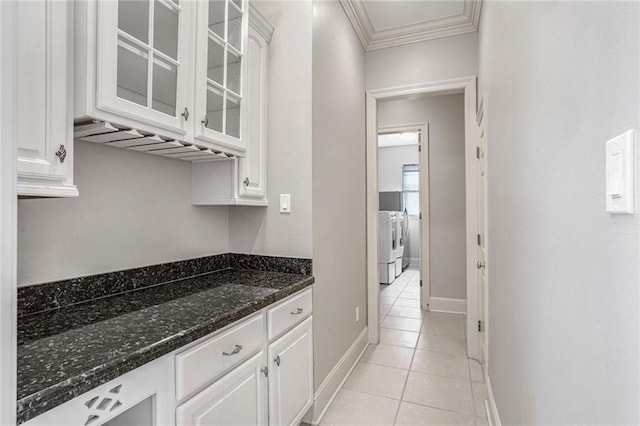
[176,351,268,426]
[176,287,313,426]
[17,0,77,198]
[23,355,174,426]
[268,317,314,426]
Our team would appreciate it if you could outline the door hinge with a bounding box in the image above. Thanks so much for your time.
[477,234,481,246]
[420,279,423,287]
[476,146,480,159]
[261,367,268,377]
[419,212,422,220]
[477,320,483,332]
[418,145,422,152]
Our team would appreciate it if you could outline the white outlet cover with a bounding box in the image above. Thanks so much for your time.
[605,130,634,214]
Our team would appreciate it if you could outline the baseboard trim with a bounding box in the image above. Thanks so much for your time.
[429,297,466,314]
[303,326,369,425]
[485,376,502,426]
[409,258,419,268]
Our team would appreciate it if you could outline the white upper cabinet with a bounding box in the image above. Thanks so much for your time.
[97,0,195,138]
[194,0,249,156]
[75,0,252,158]
[75,0,195,143]
[238,14,270,199]
[192,4,272,206]
[17,0,78,198]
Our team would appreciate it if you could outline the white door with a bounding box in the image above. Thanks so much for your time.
[176,351,268,426]
[97,0,194,138]
[268,317,313,426]
[476,102,488,362]
[420,124,430,310]
[238,24,268,199]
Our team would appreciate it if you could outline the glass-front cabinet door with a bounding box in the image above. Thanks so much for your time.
[97,0,194,138]
[194,0,248,154]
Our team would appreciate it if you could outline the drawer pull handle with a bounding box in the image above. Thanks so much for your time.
[291,308,303,315]
[223,344,243,356]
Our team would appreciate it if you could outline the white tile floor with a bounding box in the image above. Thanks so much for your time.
[320,268,488,426]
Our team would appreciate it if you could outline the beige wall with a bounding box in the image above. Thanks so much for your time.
[312,0,367,390]
[18,142,229,286]
[366,32,478,90]
[479,1,639,423]
[378,94,466,300]
[229,0,313,258]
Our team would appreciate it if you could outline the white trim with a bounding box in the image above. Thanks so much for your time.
[0,1,18,424]
[248,3,274,42]
[366,93,380,344]
[303,327,369,425]
[428,297,467,314]
[339,0,482,51]
[485,376,502,426]
[365,76,481,364]
[419,123,430,310]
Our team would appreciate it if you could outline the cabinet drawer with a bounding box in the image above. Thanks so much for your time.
[267,288,312,340]
[176,313,266,401]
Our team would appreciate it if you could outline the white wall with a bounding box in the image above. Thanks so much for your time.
[378,95,466,300]
[18,142,229,286]
[228,0,313,258]
[378,145,418,192]
[312,0,367,393]
[479,1,639,424]
[366,32,478,90]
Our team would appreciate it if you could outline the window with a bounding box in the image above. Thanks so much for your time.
[402,164,419,216]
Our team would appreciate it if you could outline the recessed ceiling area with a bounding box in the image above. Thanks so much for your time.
[340,0,482,51]
[363,1,465,31]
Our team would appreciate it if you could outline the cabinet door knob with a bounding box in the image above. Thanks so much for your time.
[181,107,189,121]
[244,177,250,187]
[476,261,485,270]
[222,344,243,356]
[274,355,281,366]
[202,115,209,127]
[55,145,67,163]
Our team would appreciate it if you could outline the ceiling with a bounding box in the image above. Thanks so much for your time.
[340,0,482,51]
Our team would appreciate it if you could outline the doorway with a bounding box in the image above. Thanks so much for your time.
[377,125,428,314]
[366,77,485,362]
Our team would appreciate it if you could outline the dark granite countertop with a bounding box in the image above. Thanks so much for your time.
[17,255,313,424]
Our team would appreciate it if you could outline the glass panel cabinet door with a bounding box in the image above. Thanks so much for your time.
[194,0,248,153]
[97,0,194,138]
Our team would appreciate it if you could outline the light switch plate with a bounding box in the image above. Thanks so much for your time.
[280,194,291,214]
[605,130,634,214]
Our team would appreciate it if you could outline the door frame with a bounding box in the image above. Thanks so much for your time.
[377,123,430,310]
[366,76,483,361]
[0,1,19,423]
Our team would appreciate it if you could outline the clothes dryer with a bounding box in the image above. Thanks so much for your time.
[378,211,398,284]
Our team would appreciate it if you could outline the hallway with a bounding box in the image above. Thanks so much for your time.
[320,268,488,425]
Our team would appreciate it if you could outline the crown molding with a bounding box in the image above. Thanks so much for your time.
[249,3,275,42]
[340,0,482,52]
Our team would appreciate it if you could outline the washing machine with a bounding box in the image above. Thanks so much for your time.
[395,212,406,277]
[379,211,398,284]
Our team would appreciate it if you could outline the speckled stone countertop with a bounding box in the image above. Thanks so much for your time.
[17,254,313,424]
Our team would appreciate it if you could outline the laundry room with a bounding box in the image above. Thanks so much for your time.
[377,93,468,316]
